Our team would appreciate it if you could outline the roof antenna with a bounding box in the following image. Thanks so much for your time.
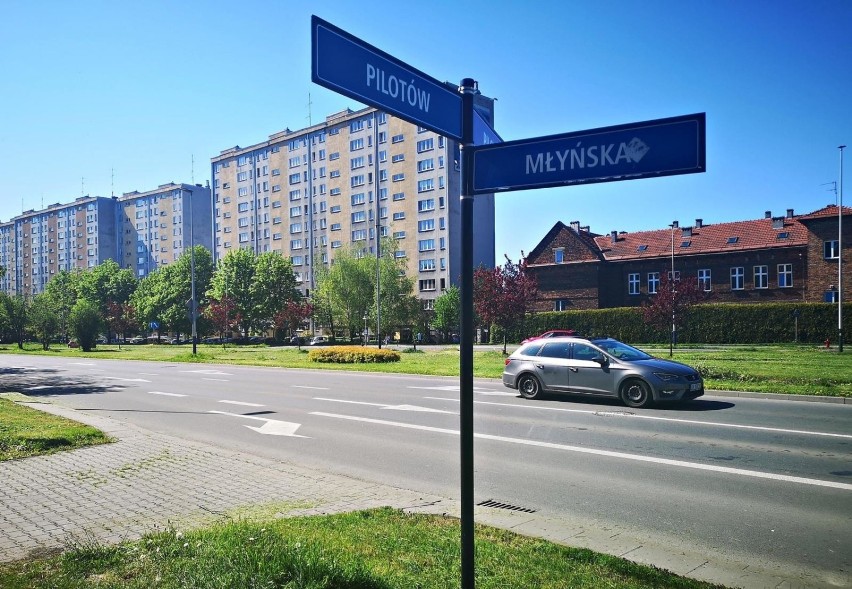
[111,168,115,197]
[191,154,195,184]
[307,93,313,126]
[822,181,838,205]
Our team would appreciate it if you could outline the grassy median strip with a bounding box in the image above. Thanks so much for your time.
[2,342,850,397]
[0,395,111,461]
[0,507,724,589]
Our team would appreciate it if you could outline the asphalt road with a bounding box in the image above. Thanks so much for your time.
[3,354,850,587]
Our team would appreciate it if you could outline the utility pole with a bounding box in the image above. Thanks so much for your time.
[839,145,845,353]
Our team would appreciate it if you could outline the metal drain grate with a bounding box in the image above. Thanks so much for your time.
[477,500,537,513]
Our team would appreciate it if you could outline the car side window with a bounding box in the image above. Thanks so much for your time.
[572,343,599,361]
[519,343,543,356]
[539,342,570,358]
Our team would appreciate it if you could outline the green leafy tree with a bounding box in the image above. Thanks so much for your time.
[314,248,374,340]
[4,295,29,349]
[75,260,137,341]
[375,240,418,342]
[207,248,260,338]
[43,269,81,340]
[69,299,102,352]
[432,285,460,343]
[251,251,300,334]
[28,294,60,350]
[474,255,538,354]
[0,292,12,343]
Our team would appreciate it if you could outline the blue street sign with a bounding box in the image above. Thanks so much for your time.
[473,109,502,146]
[470,113,705,195]
[149,321,159,330]
[311,16,463,140]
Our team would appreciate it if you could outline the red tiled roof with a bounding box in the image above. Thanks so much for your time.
[594,216,807,261]
[797,204,852,220]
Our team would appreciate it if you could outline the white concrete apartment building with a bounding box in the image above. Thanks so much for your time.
[0,183,212,296]
[211,103,496,309]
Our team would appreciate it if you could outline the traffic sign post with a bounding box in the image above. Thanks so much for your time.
[469,113,705,194]
[310,17,705,589]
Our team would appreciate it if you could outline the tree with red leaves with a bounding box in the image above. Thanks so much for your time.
[273,299,313,348]
[105,301,136,348]
[641,272,708,356]
[205,296,240,343]
[473,255,538,354]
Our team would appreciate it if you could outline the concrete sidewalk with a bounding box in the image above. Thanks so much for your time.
[0,398,837,588]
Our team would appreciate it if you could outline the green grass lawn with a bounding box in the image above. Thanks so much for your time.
[2,341,850,397]
[0,394,112,461]
[0,507,724,589]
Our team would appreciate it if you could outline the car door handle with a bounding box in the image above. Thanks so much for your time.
[535,363,544,369]
[569,367,578,372]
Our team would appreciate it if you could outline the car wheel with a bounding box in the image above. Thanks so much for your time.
[621,379,652,408]
[518,374,543,400]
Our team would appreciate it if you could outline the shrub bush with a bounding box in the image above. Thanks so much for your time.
[308,345,401,363]
[493,302,850,345]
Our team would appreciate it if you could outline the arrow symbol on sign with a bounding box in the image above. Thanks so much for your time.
[208,410,308,437]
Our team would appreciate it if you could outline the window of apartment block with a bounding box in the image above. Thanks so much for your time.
[730,267,744,290]
[419,259,436,272]
[824,240,839,259]
[418,219,435,232]
[698,269,711,291]
[419,239,435,252]
[416,138,433,153]
[754,265,768,289]
[778,263,793,287]
[417,179,434,192]
[419,279,436,292]
[647,272,660,294]
[628,273,640,295]
[418,198,435,212]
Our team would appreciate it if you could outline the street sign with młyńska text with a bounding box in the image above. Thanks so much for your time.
[470,113,705,195]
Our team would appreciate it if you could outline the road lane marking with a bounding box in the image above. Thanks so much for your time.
[219,400,264,407]
[408,385,511,395]
[203,378,229,382]
[181,369,232,376]
[314,397,455,414]
[310,412,852,491]
[292,385,329,390]
[425,397,852,440]
[208,410,307,437]
[147,391,187,397]
[105,377,151,382]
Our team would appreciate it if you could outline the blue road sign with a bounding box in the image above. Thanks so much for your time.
[470,113,705,195]
[311,16,463,140]
[149,321,159,330]
[473,109,502,146]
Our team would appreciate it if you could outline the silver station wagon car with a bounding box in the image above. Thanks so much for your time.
[502,336,703,408]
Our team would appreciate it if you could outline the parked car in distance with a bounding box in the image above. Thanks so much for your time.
[127,336,146,344]
[309,335,330,346]
[520,329,577,344]
[502,336,703,408]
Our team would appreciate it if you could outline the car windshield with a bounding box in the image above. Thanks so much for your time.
[592,339,652,361]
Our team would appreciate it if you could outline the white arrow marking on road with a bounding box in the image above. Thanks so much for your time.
[314,397,454,414]
[310,412,852,491]
[105,377,151,382]
[148,391,187,397]
[208,410,307,437]
[219,400,264,407]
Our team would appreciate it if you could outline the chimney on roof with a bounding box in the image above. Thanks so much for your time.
[580,225,589,233]
[772,216,784,230]
[610,230,618,243]
[765,211,772,219]
[671,220,679,228]
[682,227,693,237]
[787,208,794,218]
[695,218,703,228]
[569,221,580,233]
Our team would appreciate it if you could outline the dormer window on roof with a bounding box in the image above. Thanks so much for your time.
[637,245,648,252]
[681,240,691,248]
[726,237,739,244]
[777,232,790,240]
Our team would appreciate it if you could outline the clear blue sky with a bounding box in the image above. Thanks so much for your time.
[2,0,850,261]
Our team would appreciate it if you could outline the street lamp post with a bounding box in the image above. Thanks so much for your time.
[363,312,369,346]
[839,145,845,353]
[669,222,676,358]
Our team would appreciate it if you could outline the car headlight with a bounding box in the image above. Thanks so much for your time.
[653,372,680,382]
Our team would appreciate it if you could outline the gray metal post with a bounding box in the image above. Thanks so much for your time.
[839,145,845,353]
[189,188,197,355]
[459,77,477,589]
[374,111,382,348]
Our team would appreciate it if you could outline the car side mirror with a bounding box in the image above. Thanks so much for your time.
[592,353,608,366]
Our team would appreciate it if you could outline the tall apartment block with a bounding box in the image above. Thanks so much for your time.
[117,183,212,278]
[210,102,496,309]
[0,183,212,296]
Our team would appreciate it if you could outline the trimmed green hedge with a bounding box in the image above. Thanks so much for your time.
[494,302,851,345]
[308,346,401,363]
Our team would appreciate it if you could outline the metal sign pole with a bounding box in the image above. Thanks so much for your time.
[459,77,477,589]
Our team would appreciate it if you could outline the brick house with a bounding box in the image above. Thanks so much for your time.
[526,205,852,311]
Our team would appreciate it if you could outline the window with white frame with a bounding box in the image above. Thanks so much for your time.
[553,299,568,311]
[778,263,793,287]
[648,272,660,294]
[554,248,564,264]
[824,240,839,259]
[628,273,640,295]
[730,267,744,290]
[754,265,768,289]
[698,269,711,291]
